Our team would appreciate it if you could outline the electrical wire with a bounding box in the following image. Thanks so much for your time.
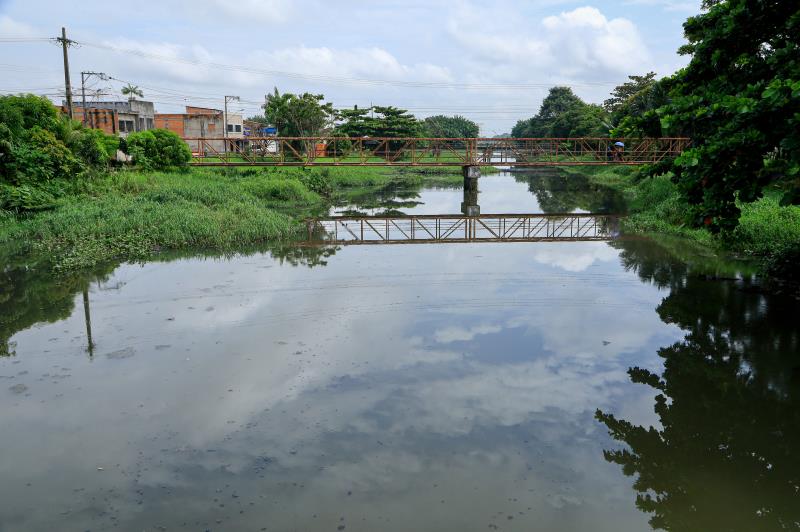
[77,39,619,91]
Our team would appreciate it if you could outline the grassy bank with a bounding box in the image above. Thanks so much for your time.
[567,165,800,287]
[0,165,492,272]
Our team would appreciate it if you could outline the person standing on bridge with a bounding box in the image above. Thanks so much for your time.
[613,141,625,162]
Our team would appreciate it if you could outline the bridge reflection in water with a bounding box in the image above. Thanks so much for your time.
[306,213,621,245]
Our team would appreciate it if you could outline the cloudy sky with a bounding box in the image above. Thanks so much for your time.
[0,0,698,134]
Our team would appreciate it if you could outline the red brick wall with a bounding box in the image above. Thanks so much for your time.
[154,114,186,137]
[62,106,118,135]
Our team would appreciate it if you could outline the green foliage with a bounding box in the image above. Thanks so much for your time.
[0,93,63,138]
[263,88,333,137]
[121,84,143,99]
[0,94,118,212]
[512,87,610,138]
[0,183,57,212]
[422,115,479,138]
[242,179,320,204]
[730,194,800,256]
[297,168,333,197]
[625,0,800,231]
[334,105,423,138]
[68,127,119,167]
[604,72,664,130]
[126,129,191,170]
[0,168,306,271]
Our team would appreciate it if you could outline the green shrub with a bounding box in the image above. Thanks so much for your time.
[126,129,191,170]
[69,127,118,167]
[298,168,333,197]
[730,195,800,256]
[0,183,57,212]
[243,179,319,203]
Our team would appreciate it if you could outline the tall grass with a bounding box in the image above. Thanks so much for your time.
[0,168,315,270]
[1,164,485,272]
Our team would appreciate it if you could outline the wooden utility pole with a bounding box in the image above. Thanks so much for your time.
[57,27,74,119]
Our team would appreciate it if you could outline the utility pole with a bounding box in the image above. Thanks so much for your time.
[81,71,107,129]
[57,27,75,119]
[224,95,240,161]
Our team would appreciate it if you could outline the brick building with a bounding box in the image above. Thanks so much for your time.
[62,100,155,137]
[155,106,244,155]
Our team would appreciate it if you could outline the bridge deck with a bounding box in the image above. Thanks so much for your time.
[186,137,690,167]
[305,213,620,245]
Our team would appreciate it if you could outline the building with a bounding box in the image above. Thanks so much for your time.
[243,119,277,137]
[156,106,244,155]
[62,100,155,137]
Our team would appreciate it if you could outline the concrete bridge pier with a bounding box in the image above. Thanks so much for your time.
[461,165,480,216]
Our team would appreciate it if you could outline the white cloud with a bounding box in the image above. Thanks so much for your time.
[0,14,37,36]
[530,241,620,272]
[448,5,652,83]
[434,323,502,343]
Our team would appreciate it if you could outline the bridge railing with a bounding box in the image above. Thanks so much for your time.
[305,213,621,245]
[183,137,691,167]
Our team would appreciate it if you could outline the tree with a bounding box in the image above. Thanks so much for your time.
[512,86,609,138]
[121,84,144,100]
[604,72,658,114]
[423,115,479,138]
[623,0,800,231]
[333,105,423,156]
[263,88,333,137]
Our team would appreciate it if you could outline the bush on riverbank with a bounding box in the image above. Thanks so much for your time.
[126,129,191,170]
[0,94,119,212]
[574,166,800,286]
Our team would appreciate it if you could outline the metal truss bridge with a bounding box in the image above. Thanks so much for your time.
[305,213,620,246]
[186,137,690,167]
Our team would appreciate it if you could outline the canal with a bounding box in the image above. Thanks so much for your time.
[1,171,798,531]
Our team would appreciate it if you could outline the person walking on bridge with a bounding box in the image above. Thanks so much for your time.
[613,141,625,162]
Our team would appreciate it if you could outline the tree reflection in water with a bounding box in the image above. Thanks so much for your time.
[0,243,339,357]
[597,239,800,531]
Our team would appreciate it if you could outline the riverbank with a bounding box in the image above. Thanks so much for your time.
[567,166,800,290]
[0,165,493,272]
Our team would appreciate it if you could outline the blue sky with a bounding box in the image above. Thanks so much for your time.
[0,0,699,134]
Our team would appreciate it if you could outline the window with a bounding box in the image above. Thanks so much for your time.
[119,120,135,133]
[146,118,154,129]
[227,124,234,132]
[235,124,242,132]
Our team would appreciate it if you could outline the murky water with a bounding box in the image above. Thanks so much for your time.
[2,171,798,531]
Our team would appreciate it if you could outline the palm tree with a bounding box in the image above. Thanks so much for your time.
[121,84,144,101]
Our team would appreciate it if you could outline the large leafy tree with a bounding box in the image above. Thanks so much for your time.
[624,0,800,231]
[512,86,609,137]
[263,88,334,137]
[423,115,479,138]
[334,106,422,138]
[604,72,657,113]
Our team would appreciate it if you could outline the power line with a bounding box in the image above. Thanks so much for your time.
[77,39,618,91]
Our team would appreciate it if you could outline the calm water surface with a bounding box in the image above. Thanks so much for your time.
[1,172,798,531]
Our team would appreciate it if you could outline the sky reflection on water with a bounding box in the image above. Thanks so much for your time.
[1,174,796,531]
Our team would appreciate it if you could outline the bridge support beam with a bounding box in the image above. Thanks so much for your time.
[461,166,480,216]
